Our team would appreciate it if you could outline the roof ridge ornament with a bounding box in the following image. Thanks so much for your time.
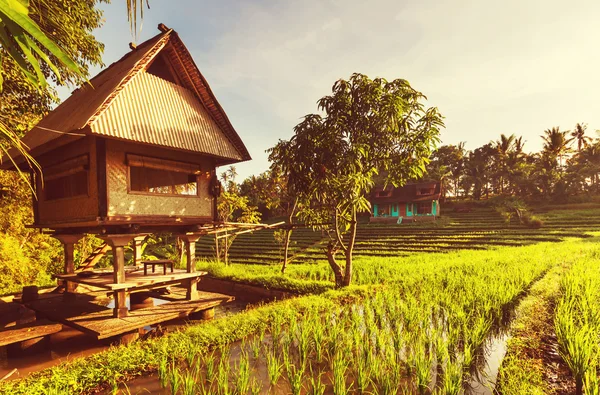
[158,23,169,32]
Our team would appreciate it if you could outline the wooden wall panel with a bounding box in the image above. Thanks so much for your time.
[36,137,98,224]
[105,140,213,218]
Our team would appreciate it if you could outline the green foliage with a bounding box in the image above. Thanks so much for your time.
[423,122,600,202]
[217,166,262,264]
[0,233,53,294]
[0,0,106,293]
[269,73,444,286]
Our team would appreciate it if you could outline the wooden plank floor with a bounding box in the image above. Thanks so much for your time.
[0,320,62,347]
[55,269,208,291]
[25,291,233,339]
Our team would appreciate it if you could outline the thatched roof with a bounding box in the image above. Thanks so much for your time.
[2,26,251,169]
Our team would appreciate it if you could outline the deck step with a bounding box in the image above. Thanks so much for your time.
[25,291,233,339]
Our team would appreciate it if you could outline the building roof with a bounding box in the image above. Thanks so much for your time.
[2,26,251,169]
[371,181,441,203]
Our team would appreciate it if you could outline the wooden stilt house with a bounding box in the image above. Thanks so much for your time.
[0,25,250,335]
[370,182,441,223]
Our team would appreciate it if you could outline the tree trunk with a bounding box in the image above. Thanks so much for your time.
[342,208,358,287]
[224,232,229,265]
[326,242,344,288]
[281,228,293,274]
[281,198,298,274]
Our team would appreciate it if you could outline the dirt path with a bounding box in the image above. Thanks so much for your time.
[496,263,575,394]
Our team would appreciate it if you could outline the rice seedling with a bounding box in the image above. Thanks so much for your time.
[413,340,433,394]
[250,377,261,395]
[354,346,372,394]
[283,347,305,395]
[266,348,284,388]
[440,357,463,395]
[331,350,352,395]
[296,321,313,368]
[203,350,217,380]
[181,368,198,395]
[168,362,182,395]
[185,343,197,367]
[308,366,327,395]
[235,350,251,395]
[217,348,232,395]
[157,356,169,388]
[312,316,325,362]
[249,336,262,360]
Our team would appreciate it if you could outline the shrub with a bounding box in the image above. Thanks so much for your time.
[523,215,544,229]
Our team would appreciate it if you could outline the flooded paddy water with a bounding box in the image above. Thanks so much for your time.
[107,303,519,395]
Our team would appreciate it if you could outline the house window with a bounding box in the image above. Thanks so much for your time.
[417,188,434,195]
[378,203,391,216]
[44,155,89,200]
[127,154,199,196]
[376,190,392,198]
[417,202,432,215]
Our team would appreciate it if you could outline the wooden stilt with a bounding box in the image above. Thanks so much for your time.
[53,234,83,299]
[101,235,135,318]
[177,233,204,301]
[133,235,147,267]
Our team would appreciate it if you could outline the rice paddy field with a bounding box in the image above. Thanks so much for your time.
[2,203,600,394]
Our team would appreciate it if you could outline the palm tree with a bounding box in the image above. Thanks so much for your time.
[492,134,516,194]
[541,127,573,171]
[514,136,525,154]
[571,123,592,152]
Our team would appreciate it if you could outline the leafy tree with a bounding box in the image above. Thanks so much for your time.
[0,0,106,291]
[0,0,148,175]
[269,73,443,287]
[427,144,465,198]
[217,166,261,264]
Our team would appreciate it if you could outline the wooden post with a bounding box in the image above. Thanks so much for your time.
[101,235,135,318]
[215,235,220,263]
[53,234,83,300]
[177,233,203,301]
[133,235,146,267]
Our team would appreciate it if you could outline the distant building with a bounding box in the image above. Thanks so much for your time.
[370,182,441,223]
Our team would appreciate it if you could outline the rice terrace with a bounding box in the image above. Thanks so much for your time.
[1,1,600,395]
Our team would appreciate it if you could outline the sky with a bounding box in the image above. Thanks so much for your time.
[64,0,600,180]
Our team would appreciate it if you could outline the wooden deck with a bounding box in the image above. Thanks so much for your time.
[24,290,233,339]
[55,269,208,291]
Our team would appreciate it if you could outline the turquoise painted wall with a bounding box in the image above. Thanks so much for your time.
[391,204,399,217]
[373,204,378,216]
[432,201,437,215]
[406,203,413,217]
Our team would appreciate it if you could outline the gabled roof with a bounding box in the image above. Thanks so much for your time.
[2,27,250,169]
[371,181,441,203]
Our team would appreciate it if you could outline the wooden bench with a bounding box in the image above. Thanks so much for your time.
[142,260,174,275]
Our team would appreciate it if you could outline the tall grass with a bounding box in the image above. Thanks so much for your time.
[554,260,600,395]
